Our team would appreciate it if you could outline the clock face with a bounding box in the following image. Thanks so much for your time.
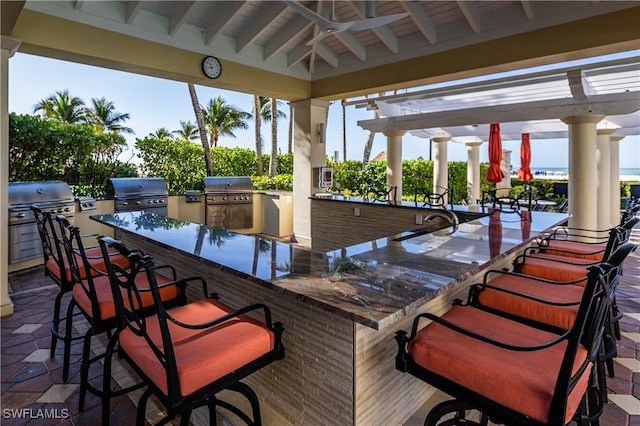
[202,56,222,79]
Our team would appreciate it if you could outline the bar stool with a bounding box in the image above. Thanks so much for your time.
[467,243,636,402]
[56,216,189,425]
[99,236,285,426]
[395,265,609,426]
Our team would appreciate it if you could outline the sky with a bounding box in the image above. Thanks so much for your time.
[7,52,640,171]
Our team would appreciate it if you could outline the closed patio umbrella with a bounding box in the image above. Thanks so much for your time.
[488,209,502,258]
[517,133,533,182]
[486,123,505,184]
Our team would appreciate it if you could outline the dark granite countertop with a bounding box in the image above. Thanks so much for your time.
[91,209,567,330]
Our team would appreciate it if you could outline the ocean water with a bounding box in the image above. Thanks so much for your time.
[528,167,640,177]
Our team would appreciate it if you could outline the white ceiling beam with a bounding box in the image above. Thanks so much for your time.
[335,31,366,61]
[169,1,196,37]
[456,1,481,34]
[236,2,288,53]
[358,92,640,132]
[125,1,142,25]
[204,2,246,46]
[520,0,535,20]
[287,44,311,68]
[315,43,339,68]
[264,18,312,60]
[401,2,437,45]
[345,0,400,53]
[567,69,597,100]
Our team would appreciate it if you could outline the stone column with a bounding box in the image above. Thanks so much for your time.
[561,115,605,232]
[290,99,330,245]
[1,36,21,317]
[466,141,483,204]
[383,130,406,204]
[432,137,450,205]
[610,135,624,225]
[596,128,615,229]
[495,149,512,198]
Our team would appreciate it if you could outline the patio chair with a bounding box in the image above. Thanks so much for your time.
[466,243,636,402]
[56,216,190,425]
[395,264,609,426]
[31,206,128,381]
[98,236,285,426]
[414,185,449,208]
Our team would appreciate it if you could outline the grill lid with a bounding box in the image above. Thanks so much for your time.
[107,177,168,199]
[8,180,74,209]
[204,176,253,194]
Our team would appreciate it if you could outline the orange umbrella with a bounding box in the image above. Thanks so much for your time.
[517,133,534,182]
[488,209,502,258]
[486,123,505,183]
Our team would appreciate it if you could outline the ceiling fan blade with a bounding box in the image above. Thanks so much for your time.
[305,30,332,46]
[347,12,409,32]
[283,1,333,27]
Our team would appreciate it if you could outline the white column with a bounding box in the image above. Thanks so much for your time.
[495,149,512,197]
[290,99,330,245]
[561,115,604,232]
[610,135,624,225]
[466,141,483,204]
[383,130,406,204]
[432,137,450,205]
[1,36,20,317]
[596,128,615,229]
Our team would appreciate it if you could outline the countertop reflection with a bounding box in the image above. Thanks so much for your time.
[91,209,567,330]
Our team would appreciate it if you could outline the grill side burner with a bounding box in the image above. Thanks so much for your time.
[107,177,168,216]
[204,176,253,229]
[8,181,75,263]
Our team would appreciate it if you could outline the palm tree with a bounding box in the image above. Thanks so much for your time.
[287,102,293,154]
[148,127,173,139]
[253,95,263,175]
[86,97,134,134]
[173,120,199,141]
[33,89,86,124]
[187,83,213,176]
[201,96,250,149]
[254,96,286,176]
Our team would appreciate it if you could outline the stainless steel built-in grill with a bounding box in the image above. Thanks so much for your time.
[204,176,253,229]
[8,180,75,264]
[107,177,168,216]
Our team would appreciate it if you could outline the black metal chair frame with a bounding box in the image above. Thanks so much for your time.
[395,264,610,426]
[467,243,636,404]
[99,236,285,426]
[56,216,188,425]
[414,185,450,209]
[31,206,83,381]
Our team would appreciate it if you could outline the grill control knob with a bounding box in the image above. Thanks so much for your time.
[160,199,165,204]
[222,196,227,201]
[147,200,152,204]
[123,201,128,206]
[64,207,71,212]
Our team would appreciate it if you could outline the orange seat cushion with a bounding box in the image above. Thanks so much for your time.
[408,306,590,424]
[72,272,178,321]
[119,299,275,397]
[541,240,606,261]
[477,274,585,330]
[47,247,129,283]
[518,254,594,283]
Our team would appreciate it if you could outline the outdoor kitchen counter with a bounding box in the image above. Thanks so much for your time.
[90,209,567,331]
[91,209,568,426]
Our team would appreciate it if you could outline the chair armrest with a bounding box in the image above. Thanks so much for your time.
[405,310,569,352]
[483,269,587,286]
[166,303,273,331]
[470,282,581,308]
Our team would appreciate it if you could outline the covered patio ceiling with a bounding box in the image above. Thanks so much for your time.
[2,1,640,100]
[356,54,640,141]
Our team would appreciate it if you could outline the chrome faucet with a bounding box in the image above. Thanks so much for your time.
[425,210,459,234]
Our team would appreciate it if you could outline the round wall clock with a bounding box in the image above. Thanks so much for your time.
[202,56,222,79]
